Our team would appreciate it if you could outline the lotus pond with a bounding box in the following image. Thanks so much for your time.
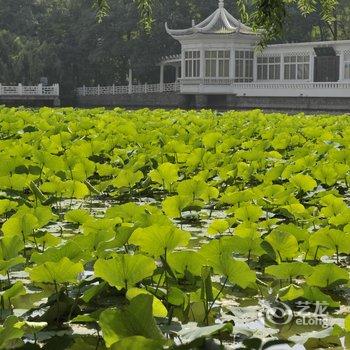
[0,107,350,349]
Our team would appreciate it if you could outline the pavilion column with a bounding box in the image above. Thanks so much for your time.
[181,51,186,79]
[253,53,257,82]
[176,65,181,81]
[309,52,315,82]
[339,51,345,81]
[280,53,284,81]
[230,48,235,80]
[160,63,165,92]
[200,49,205,78]
[128,68,133,94]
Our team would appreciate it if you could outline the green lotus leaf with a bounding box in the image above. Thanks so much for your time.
[276,223,310,242]
[2,213,38,238]
[64,180,90,198]
[328,208,350,226]
[98,294,164,347]
[199,237,236,273]
[265,229,299,261]
[345,315,350,332]
[0,256,25,275]
[0,316,25,349]
[27,257,83,284]
[0,281,26,309]
[149,162,179,191]
[126,288,167,318]
[71,159,95,181]
[234,204,263,222]
[110,336,165,350]
[279,284,305,301]
[265,262,313,280]
[207,219,229,235]
[31,241,87,264]
[302,286,339,308]
[130,225,191,258]
[320,195,348,218]
[167,287,186,306]
[231,228,264,257]
[199,238,255,288]
[0,200,18,216]
[112,169,143,189]
[94,254,156,290]
[161,195,191,218]
[280,203,308,219]
[0,235,24,261]
[309,228,350,254]
[106,202,145,224]
[312,164,339,186]
[167,251,204,277]
[307,263,349,288]
[177,179,219,202]
[289,173,317,192]
[64,209,91,225]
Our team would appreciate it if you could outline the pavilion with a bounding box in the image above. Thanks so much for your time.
[161,0,350,98]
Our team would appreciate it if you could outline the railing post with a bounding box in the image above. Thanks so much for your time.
[160,64,164,92]
[112,84,115,95]
[128,68,133,94]
[144,83,148,93]
[82,85,86,96]
[0,84,2,95]
[97,84,101,96]
[18,83,23,95]
[37,83,43,95]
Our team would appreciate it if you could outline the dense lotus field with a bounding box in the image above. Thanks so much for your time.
[0,107,350,349]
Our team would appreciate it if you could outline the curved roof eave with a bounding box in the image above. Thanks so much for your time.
[166,0,257,37]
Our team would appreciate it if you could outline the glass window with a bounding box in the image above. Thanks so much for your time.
[235,50,253,82]
[283,54,310,80]
[344,53,350,80]
[257,55,281,80]
[184,51,200,78]
[205,50,230,78]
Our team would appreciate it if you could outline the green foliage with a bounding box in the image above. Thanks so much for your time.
[27,257,83,284]
[130,225,191,258]
[94,254,156,290]
[0,107,350,348]
[98,294,164,347]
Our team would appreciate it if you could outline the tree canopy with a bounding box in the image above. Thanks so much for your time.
[95,0,340,40]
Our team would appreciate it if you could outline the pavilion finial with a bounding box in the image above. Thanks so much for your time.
[218,0,224,8]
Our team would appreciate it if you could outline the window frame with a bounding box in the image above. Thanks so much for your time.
[184,51,201,78]
[257,55,281,81]
[283,54,310,80]
[205,50,230,78]
[234,50,254,83]
[344,52,350,80]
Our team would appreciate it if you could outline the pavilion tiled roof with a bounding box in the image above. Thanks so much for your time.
[165,0,256,37]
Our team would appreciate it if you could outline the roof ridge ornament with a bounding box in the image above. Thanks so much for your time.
[219,0,224,8]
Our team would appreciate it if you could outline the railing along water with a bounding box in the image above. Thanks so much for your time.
[77,82,180,96]
[0,83,59,96]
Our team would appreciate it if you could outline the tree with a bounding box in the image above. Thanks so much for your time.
[95,0,340,42]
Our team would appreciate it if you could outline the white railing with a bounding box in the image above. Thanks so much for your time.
[77,82,181,96]
[179,79,350,97]
[181,78,350,89]
[0,83,59,96]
